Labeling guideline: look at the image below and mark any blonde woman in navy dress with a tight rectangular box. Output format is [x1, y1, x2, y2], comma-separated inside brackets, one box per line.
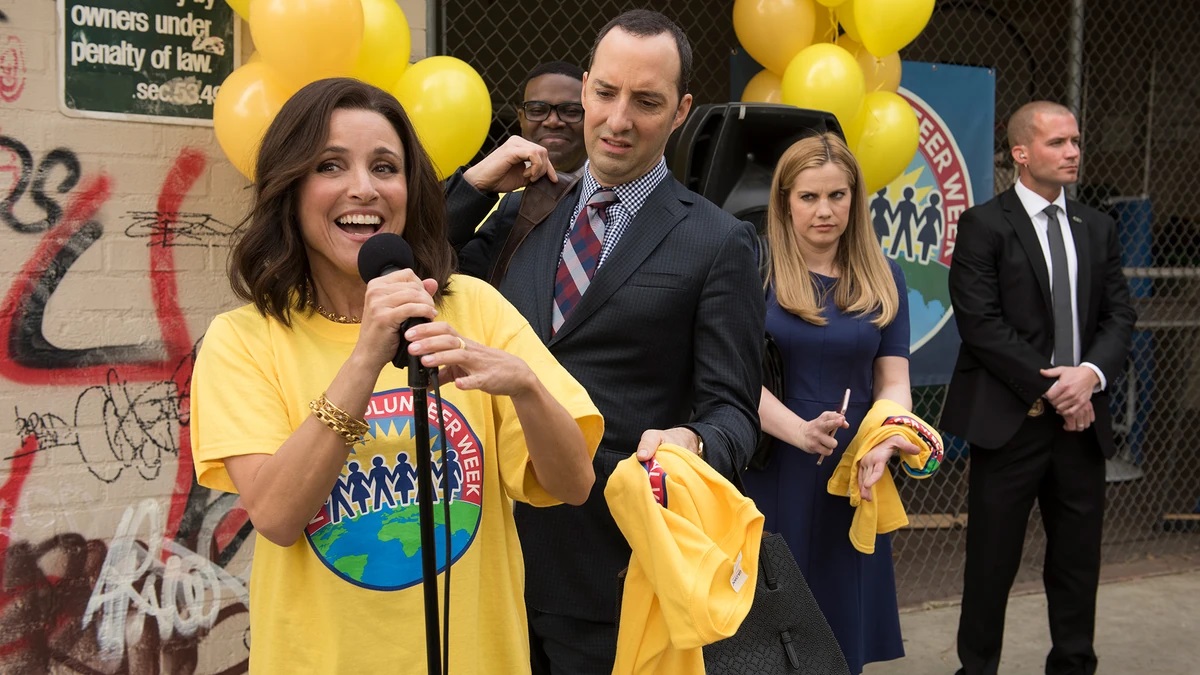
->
[743, 133, 919, 674]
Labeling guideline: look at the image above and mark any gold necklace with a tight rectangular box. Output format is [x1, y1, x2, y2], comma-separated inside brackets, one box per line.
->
[311, 303, 361, 324]
[304, 285, 361, 324]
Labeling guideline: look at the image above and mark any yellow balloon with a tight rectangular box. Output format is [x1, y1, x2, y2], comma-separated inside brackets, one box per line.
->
[246, 50, 262, 65]
[812, 6, 838, 44]
[351, 0, 412, 89]
[225, 0, 250, 21]
[837, 0, 862, 42]
[733, 0, 818, 75]
[843, 91, 919, 193]
[392, 57, 491, 180]
[836, 37, 901, 92]
[213, 62, 293, 180]
[741, 70, 783, 103]
[854, 0, 936, 57]
[250, 0, 363, 87]
[816, 0, 847, 6]
[780, 43, 865, 129]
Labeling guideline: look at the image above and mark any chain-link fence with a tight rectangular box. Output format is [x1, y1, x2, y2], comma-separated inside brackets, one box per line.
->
[435, 1, 735, 158]
[438, 0, 1200, 607]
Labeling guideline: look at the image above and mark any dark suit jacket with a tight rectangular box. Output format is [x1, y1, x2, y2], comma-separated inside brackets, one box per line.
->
[445, 170, 764, 620]
[940, 188, 1135, 456]
[448, 186, 522, 277]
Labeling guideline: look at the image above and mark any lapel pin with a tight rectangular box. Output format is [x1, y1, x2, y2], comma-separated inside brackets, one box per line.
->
[1071, 215, 1083, 223]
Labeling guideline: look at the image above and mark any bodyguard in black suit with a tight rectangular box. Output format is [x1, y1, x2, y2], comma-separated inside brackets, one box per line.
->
[941, 102, 1135, 675]
[444, 11, 763, 674]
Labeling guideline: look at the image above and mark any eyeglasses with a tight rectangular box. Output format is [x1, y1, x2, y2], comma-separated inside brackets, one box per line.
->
[520, 101, 584, 123]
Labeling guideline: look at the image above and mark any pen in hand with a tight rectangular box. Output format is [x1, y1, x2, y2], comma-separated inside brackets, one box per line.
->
[816, 388, 851, 466]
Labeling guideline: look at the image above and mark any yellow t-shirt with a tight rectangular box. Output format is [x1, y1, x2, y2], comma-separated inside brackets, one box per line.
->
[606, 445, 764, 675]
[190, 275, 602, 674]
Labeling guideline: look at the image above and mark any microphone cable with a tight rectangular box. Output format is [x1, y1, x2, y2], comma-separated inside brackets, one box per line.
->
[430, 369, 453, 675]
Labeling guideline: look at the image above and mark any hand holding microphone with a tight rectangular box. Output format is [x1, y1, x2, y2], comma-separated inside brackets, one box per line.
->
[355, 233, 534, 394]
[356, 233, 439, 371]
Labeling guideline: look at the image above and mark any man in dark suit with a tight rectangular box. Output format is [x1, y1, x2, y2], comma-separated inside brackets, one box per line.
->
[941, 101, 1135, 675]
[443, 10, 763, 674]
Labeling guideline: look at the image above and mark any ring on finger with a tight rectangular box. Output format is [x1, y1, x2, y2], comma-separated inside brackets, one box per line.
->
[456, 337, 467, 351]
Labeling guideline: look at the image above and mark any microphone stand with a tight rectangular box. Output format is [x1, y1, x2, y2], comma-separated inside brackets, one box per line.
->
[408, 353, 442, 675]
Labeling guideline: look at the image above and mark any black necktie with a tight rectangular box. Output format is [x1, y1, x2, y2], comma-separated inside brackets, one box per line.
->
[1043, 204, 1074, 366]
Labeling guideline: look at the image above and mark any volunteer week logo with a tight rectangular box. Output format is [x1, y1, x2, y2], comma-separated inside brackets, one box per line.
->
[305, 388, 484, 591]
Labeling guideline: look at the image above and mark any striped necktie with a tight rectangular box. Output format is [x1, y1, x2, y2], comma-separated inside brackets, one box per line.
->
[552, 188, 618, 333]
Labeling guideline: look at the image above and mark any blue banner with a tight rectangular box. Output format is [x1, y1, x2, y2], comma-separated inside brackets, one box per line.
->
[884, 62, 995, 386]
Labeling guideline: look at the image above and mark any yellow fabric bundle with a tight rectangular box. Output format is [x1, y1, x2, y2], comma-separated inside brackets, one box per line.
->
[606, 444, 765, 675]
[826, 399, 943, 554]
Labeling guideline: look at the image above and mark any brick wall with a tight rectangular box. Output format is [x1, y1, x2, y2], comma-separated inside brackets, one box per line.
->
[0, 1, 425, 671]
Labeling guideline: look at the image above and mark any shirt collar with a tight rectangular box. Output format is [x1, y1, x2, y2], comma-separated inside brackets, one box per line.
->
[1014, 179, 1068, 221]
[578, 157, 669, 216]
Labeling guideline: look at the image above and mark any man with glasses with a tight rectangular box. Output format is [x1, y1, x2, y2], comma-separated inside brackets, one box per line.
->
[448, 62, 587, 273]
[518, 61, 587, 178]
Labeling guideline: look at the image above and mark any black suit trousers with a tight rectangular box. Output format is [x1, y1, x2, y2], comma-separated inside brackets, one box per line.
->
[956, 413, 1105, 675]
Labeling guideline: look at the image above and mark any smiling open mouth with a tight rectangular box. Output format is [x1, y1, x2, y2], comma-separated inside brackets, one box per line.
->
[336, 214, 382, 235]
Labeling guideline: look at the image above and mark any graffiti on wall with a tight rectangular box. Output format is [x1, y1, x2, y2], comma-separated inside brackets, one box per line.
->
[0, 7, 25, 104]
[0, 137, 82, 234]
[0, 127, 253, 673]
[124, 210, 237, 247]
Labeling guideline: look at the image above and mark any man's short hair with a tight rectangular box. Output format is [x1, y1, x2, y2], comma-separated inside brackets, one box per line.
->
[520, 61, 585, 98]
[1007, 101, 1074, 148]
[588, 9, 692, 100]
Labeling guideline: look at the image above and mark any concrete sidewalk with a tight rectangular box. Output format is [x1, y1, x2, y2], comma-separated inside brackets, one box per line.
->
[864, 567, 1200, 674]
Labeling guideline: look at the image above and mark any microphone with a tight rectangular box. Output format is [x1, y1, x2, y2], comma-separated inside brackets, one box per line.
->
[357, 233, 427, 372]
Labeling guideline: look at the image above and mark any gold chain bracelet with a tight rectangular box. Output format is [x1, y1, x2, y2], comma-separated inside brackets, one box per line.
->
[309, 393, 369, 447]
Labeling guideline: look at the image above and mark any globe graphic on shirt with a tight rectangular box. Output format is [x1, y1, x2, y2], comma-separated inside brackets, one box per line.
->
[304, 389, 485, 590]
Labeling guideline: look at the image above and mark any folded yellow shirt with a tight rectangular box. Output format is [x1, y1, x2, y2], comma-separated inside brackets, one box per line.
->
[606, 444, 765, 675]
[826, 399, 944, 554]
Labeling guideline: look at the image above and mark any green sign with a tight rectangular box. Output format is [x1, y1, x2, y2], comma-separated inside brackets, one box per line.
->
[58, 0, 239, 125]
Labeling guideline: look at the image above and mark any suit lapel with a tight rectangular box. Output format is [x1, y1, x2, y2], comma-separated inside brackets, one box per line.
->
[549, 178, 688, 344]
[1000, 189, 1053, 311]
[1066, 200, 1092, 330]
[524, 185, 581, 342]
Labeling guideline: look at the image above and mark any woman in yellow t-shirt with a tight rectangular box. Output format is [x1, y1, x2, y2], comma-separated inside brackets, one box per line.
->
[190, 77, 602, 673]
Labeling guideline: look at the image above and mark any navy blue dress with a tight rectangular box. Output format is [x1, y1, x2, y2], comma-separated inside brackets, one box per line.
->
[743, 261, 910, 674]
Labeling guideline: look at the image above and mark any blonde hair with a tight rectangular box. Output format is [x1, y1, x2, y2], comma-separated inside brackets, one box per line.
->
[766, 133, 899, 328]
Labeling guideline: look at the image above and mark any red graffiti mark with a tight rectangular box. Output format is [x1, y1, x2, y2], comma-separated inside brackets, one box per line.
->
[151, 149, 207, 540]
[0, 141, 19, 200]
[0, 438, 42, 664]
[213, 503, 250, 554]
[152, 148, 206, 363]
[0, 35, 25, 103]
[0, 435, 37, 573]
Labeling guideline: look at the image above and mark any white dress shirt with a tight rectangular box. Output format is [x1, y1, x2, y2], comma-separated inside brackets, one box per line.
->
[1013, 180, 1107, 390]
